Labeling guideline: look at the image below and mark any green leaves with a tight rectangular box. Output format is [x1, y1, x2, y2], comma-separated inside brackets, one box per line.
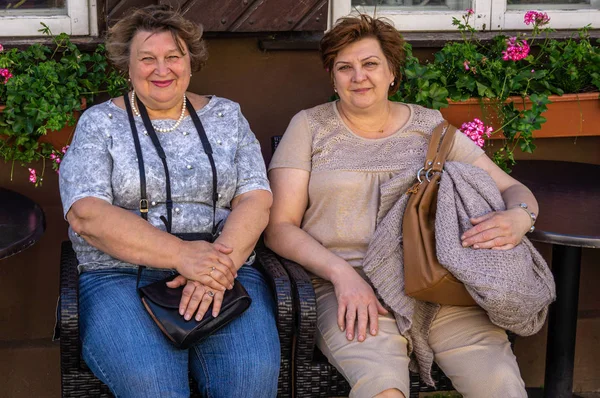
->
[0, 23, 128, 167]
[393, 14, 599, 171]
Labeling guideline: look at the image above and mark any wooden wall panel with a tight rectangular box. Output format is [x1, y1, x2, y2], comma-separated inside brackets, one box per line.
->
[230, 0, 325, 32]
[104, 0, 328, 32]
[293, 0, 328, 32]
[107, 0, 158, 27]
[170, 0, 251, 32]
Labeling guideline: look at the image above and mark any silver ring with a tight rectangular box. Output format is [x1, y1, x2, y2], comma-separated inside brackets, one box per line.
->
[207, 291, 215, 298]
[209, 266, 215, 275]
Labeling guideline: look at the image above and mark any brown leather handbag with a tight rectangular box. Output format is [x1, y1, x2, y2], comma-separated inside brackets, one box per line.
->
[403, 121, 476, 306]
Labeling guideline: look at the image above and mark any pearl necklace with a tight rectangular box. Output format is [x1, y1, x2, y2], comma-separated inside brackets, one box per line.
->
[130, 90, 187, 133]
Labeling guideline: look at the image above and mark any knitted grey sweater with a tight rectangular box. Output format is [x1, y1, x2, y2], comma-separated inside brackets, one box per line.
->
[363, 160, 556, 385]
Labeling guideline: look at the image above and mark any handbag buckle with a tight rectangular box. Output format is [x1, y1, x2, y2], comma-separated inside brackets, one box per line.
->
[140, 199, 149, 213]
[416, 167, 426, 183]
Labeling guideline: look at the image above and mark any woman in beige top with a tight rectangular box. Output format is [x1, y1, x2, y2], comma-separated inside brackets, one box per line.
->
[266, 15, 537, 398]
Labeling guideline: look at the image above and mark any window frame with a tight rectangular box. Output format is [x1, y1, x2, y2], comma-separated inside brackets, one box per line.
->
[330, 0, 600, 31]
[0, 0, 93, 37]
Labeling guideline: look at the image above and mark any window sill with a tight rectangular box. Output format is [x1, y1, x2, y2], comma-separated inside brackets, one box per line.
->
[0, 36, 103, 51]
[257, 29, 600, 50]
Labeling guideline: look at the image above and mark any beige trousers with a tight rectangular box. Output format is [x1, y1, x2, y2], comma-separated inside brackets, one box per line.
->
[314, 280, 527, 398]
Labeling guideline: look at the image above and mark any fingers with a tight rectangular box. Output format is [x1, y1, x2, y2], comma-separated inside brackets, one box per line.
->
[345, 304, 357, 341]
[344, 302, 383, 341]
[337, 302, 346, 332]
[202, 264, 235, 290]
[368, 304, 379, 336]
[195, 274, 231, 292]
[492, 243, 516, 250]
[469, 212, 495, 224]
[166, 274, 187, 288]
[376, 300, 389, 315]
[462, 227, 504, 248]
[179, 280, 204, 320]
[461, 212, 498, 241]
[461, 210, 525, 249]
[213, 242, 233, 254]
[212, 248, 237, 275]
[195, 290, 215, 321]
[178, 241, 237, 288]
[356, 306, 369, 342]
[211, 290, 224, 317]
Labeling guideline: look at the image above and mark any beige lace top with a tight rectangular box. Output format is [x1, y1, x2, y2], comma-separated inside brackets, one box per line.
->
[269, 101, 484, 268]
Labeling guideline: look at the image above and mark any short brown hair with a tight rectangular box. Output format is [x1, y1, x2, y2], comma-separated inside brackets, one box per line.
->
[106, 5, 208, 73]
[320, 14, 405, 95]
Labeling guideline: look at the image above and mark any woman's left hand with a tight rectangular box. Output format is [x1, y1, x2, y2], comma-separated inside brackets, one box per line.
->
[167, 275, 224, 321]
[460, 208, 532, 250]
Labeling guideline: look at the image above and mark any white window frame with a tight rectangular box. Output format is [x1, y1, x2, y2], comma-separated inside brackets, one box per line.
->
[0, 0, 95, 37]
[492, 0, 600, 30]
[331, 0, 600, 31]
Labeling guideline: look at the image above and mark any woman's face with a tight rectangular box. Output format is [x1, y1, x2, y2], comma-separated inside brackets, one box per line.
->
[128, 30, 191, 112]
[332, 37, 395, 111]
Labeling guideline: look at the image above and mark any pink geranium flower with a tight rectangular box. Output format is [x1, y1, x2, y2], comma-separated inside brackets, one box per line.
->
[463, 60, 471, 71]
[0, 44, 4, 52]
[502, 37, 530, 61]
[0, 68, 13, 84]
[461, 118, 493, 148]
[524, 11, 550, 26]
[28, 168, 37, 184]
[466, 8, 474, 15]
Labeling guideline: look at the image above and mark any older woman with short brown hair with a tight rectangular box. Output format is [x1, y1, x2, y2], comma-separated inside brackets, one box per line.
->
[59, 5, 279, 397]
[266, 14, 534, 398]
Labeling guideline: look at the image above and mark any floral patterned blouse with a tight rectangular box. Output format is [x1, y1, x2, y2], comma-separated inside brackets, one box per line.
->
[59, 96, 270, 272]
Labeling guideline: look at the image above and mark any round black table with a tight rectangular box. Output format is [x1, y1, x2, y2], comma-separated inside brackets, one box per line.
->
[511, 160, 600, 398]
[0, 187, 46, 259]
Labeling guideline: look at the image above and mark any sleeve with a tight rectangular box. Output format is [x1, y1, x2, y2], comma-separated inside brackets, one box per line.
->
[447, 128, 485, 164]
[268, 110, 312, 172]
[59, 109, 114, 219]
[233, 105, 271, 198]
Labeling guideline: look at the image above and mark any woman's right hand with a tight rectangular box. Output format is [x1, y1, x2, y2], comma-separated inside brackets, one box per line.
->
[331, 270, 388, 342]
[176, 241, 237, 292]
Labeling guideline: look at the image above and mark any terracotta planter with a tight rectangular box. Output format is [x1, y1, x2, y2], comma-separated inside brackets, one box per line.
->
[0, 98, 86, 150]
[440, 92, 600, 139]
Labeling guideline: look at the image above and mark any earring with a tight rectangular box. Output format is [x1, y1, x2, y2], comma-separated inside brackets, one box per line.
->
[390, 81, 395, 87]
[190, 73, 192, 77]
[333, 87, 338, 93]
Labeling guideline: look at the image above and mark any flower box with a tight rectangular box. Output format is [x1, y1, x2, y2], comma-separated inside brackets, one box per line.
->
[0, 97, 86, 150]
[440, 92, 600, 139]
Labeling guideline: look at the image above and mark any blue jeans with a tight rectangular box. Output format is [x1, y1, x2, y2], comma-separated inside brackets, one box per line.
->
[79, 265, 280, 398]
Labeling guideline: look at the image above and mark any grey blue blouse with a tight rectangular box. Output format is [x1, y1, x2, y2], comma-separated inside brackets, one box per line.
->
[59, 96, 270, 272]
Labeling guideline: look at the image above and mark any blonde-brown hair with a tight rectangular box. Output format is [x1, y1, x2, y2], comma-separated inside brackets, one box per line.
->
[320, 14, 405, 95]
[106, 5, 208, 73]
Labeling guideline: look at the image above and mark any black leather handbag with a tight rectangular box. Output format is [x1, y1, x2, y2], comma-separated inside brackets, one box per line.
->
[139, 271, 251, 349]
[125, 94, 251, 349]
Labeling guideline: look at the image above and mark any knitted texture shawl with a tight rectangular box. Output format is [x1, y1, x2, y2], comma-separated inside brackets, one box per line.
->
[363, 161, 556, 385]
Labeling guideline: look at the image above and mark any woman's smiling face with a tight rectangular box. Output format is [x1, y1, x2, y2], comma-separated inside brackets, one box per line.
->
[332, 37, 395, 111]
[128, 30, 191, 112]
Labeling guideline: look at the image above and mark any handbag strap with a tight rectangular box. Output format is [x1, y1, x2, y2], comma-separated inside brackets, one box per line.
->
[432, 123, 457, 172]
[124, 94, 149, 220]
[423, 120, 457, 173]
[123, 92, 219, 288]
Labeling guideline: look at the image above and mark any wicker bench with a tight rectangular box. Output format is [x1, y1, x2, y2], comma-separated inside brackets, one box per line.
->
[58, 240, 294, 397]
[269, 135, 516, 397]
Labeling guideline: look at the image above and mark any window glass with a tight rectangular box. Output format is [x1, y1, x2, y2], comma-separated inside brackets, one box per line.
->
[352, 0, 472, 12]
[506, 0, 598, 10]
[0, 0, 67, 15]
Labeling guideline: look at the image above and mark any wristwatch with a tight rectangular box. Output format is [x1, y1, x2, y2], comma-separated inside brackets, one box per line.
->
[515, 203, 537, 233]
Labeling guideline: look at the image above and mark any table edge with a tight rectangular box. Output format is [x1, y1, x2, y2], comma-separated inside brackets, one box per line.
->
[528, 230, 600, 249]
